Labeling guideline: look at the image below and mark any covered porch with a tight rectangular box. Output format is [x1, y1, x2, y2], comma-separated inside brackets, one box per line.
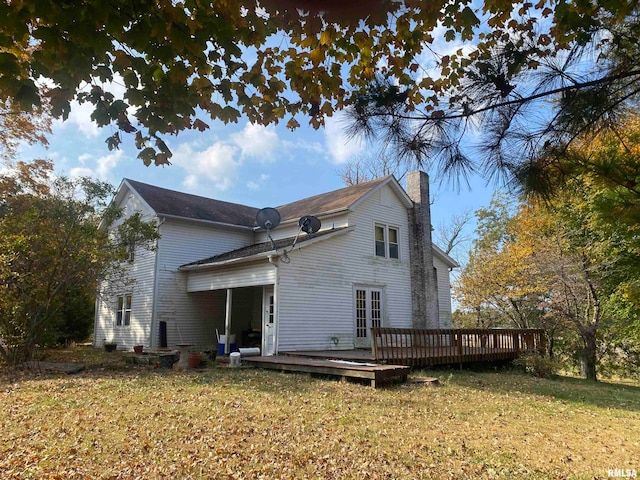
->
[188, 285, 276, 355]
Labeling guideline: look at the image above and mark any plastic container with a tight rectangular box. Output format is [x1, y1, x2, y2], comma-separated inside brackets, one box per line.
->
[217, 334, 236, 355]
[229, 351, 241, 368]
[238, 347, 261, 357]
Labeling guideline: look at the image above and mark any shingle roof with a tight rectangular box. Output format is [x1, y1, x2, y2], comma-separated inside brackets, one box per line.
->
[181, 226, 350, 267]
[124, 175, 395, 228]
[275, 175, 392, 221]
[125, 179, 259, 227]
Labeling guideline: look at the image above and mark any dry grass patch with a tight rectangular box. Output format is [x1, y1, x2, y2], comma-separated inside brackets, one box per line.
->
[1, 353, 638, 479]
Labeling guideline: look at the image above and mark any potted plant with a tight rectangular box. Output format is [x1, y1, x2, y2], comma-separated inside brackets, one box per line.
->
[104, 340, 117, 352]
[188, 352, 203, 369]
[133, 345, 144, 354]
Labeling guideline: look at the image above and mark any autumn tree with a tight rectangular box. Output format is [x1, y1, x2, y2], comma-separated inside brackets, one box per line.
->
[457, 173, 640, 380]
[454, 192, 549, 330]
[0, 160, 158, 365]
[0, 98, 51, 161]
[3, 0, 639, 177]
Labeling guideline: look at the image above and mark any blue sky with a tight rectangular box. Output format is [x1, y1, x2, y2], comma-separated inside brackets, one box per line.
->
[15, 17, 500, 265]
[19, 109, 495, 264]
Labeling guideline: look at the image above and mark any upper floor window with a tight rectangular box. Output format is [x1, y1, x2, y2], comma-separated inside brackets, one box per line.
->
[125, 241, 135, 262]
[116, 294, 132, 327]
[375, 224, 400, 259]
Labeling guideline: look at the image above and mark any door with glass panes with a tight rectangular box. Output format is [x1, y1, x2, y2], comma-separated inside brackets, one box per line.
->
[262, 286, 276, 356]
[354, 287, 383, 348]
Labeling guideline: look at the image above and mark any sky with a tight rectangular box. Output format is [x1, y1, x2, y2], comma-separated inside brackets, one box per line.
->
[18, 105, 496, 264]
[14, 12, 502, 266]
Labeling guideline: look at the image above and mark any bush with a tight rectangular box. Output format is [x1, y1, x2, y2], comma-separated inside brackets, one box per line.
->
[514, 353, 559, 379]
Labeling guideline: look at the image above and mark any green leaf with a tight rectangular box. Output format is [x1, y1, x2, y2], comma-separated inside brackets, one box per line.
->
[137, 147, 156, 167]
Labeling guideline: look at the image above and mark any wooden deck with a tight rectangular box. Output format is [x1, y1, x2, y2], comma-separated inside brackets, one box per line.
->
[242, 355, 411, 388]
[372, 328, 546, 367]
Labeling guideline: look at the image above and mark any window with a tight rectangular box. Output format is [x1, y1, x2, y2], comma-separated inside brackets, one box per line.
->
[374, 224, 400, 259]
[116, 295, 132, 327]
[123, 241, 135, 262]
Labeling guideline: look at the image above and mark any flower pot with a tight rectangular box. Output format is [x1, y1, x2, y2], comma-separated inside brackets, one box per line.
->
[188, 352, 202, 369]
[133, 345, 144, 354]
[104, 343, 117, 352]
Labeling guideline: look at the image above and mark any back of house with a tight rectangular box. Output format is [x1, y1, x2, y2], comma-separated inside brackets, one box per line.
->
[94, 172, 458, 354]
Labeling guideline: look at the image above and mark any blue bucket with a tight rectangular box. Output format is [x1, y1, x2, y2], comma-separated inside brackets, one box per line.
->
[217, 334, 236, 355]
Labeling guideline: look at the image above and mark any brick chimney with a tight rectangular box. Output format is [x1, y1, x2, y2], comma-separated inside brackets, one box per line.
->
[406, 171, 440, 328]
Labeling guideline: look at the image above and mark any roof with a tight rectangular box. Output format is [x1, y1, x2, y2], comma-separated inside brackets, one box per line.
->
[121, 175, 411, 228]
[433, 244, 460, 269]
[124, 179, 259, 227]
[275, 175, 398, 222]
[180, 226, 352, 268]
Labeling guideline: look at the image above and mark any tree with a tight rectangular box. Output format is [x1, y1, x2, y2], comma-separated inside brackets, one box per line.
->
[456, 176, 640, 380]
[338, 153, 412, 186]
[0, 98, 51, 161]
[346, 2, 640, 190]
[454, 193, 549, 330]
[0, 160, 158, 365]
[434, 210, 472, 257]
[3, 0, 638, 174]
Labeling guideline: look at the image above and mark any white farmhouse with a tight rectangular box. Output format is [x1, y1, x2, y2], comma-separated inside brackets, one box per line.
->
[94, 171, 458, 354]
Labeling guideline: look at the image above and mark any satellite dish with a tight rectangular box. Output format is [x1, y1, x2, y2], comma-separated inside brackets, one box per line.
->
[256, 207, 281, 231]
[299, 215, 321, 234]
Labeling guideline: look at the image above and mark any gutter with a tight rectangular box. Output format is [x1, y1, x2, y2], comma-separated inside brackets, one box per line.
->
[158, 213, 254, 231]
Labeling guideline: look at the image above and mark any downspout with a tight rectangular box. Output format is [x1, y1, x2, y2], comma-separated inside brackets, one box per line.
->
[268, 254, 279, 354]
[92, 296, 101, 347]
[149, 216, 165, 350]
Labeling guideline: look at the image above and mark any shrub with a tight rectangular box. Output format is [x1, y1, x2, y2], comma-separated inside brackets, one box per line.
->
[514, 353, 559, 379]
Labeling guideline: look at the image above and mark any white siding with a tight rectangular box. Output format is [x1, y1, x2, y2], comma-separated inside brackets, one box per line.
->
[255, 213, 349, 243]
[187, 262, 276, 291]
[94, 192, 157, 351]
[276, 184, 413, 352]
[153, 219, 253, 349]
[434, 255, 455, 328]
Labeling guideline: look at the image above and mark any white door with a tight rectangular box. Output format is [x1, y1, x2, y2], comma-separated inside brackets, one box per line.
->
[354, 287, 383, 348]
[262, 286, 276, 356]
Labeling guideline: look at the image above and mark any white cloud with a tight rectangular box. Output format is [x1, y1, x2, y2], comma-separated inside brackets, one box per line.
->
[52, 74, 133, 140]
[65, 150, 121, 181]
[77, 153, 93, 164]
[173, 141, 240, 192]
[68, 166, 94, 178]
[323, 114, 365, 164]
[232, 123, 279, 161]
[63, 100, 102, 138]
[246, 173, 270, 191]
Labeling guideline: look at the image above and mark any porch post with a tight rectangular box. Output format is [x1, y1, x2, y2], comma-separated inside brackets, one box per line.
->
[225, 288, 233, 354]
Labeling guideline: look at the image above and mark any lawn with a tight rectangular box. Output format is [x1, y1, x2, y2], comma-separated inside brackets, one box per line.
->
[1, 349, 638, 479]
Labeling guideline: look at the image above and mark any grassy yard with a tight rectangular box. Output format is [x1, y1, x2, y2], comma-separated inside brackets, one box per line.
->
[1, 349, 638, 479]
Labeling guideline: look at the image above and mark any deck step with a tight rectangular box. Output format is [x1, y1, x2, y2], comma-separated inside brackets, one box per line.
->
[243, 355, 410, 388]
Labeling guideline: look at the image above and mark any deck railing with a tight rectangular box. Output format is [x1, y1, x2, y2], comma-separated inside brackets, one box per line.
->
[371, 328, 546, 367]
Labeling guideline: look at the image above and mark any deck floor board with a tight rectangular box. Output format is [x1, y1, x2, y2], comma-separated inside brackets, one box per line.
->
[242, 355, 410, 388]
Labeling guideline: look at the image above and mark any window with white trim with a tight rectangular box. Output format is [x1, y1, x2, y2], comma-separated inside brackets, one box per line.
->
[374, 224, 400, 259]
[126, 241, 135, 262]
[116, 294, 132, 327]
